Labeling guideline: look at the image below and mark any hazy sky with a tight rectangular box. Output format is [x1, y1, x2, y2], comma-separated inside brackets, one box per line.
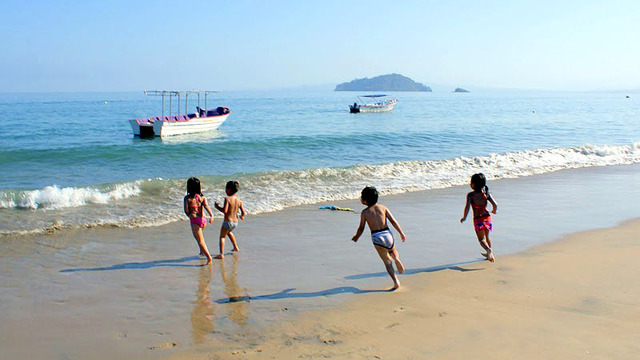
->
[1, 0, 638, 92]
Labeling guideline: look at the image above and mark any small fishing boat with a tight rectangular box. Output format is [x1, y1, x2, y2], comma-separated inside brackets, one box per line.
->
[349, 94, 397, 113]
[129, 90, 230, 138]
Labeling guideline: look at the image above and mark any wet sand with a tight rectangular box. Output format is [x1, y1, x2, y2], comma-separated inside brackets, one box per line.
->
[1, 164, 640, 359]
[183, 218, 640, 359]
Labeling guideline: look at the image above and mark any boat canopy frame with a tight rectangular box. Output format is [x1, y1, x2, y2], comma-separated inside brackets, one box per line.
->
[144, 90, 220, 117]
[355, 94, 392, 104]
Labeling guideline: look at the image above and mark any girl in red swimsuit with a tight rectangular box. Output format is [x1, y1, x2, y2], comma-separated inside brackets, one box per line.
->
[460, 173, 498, 262]
[184, 177, 214, 264]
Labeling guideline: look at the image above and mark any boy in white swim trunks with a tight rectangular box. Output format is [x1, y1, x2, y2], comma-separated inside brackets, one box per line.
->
[214, 181, 246, 259]
[352, 186, 406, 290]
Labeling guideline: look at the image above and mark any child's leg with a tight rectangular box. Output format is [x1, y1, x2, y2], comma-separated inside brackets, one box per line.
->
[374, 245, 400, 290]
[484, 230, 495, 261]
[216, 226, 230, 259]
[192, 224, 212, 264]
[191, 225, 205, 254]
[227, 231, 240, 252]
[389, 247, 404, 274]
[475, 230, 494, 262]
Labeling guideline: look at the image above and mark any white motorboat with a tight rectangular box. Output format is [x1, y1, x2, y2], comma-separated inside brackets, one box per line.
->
[130, 90, 230, 138]
[349, 94, 397, 113]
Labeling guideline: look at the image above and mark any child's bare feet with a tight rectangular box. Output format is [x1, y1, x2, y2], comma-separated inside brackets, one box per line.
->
[206, 255, 212, 264]
[390, 283, 400, 291]
[232, 247, 240, 252]
[394, 259, 405, 274]
[214, 254, 224, 259]
[487, 250, 495, 262]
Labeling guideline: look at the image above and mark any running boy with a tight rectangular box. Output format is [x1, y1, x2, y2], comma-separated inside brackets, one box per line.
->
[352, 186, 406, 290]
[214, 181, 246, 259]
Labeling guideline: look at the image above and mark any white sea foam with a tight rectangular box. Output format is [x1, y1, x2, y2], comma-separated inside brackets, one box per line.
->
[1, 143, 639, 236]
[1, 182, 141, 210]
[241, 142, 640, 214]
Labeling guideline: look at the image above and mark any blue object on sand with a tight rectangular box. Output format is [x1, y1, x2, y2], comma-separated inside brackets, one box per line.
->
[319, 205, 356, 212]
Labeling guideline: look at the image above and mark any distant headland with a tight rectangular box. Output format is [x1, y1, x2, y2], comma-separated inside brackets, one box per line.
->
[334, 73, 432, 92]
[453, 87, 470, 93]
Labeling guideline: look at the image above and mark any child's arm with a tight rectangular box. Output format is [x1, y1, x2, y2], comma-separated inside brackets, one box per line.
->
[202, 197, 215, 223]
[460, 193, 471, 223]
[239, 200, 246, 220]
[385, 208, 406, 241]
[222, 198, 230, 215]
[488, 194, 498, 214]
[214, 200, 224, 213]
[351, 212, 366, 242]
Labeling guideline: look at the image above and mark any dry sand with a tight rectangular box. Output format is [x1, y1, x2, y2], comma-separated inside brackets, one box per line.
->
[172, 219, 640, 360]
[2, 165, 640, 360]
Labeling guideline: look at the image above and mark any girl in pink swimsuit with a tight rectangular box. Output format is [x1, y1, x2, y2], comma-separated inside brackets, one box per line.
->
[460, 173, 498, 262]
[184, 177, 214, 264]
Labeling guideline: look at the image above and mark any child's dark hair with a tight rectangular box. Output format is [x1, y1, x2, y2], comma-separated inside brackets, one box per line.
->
[471, 173, 490, 194]
[186, 177, 202, 197]
[361, 186, 379, 205]
[226, 180, 239, 195]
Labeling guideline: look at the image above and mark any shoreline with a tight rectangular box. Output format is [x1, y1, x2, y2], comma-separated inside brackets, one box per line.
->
[172, 217, 640, 359]
[1, 164, 640, 359]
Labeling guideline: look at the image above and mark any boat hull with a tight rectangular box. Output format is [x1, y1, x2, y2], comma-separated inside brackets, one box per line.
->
[357, 103, 396, 113]
[130, 111, 229, 138]
[349, 98, 397, 113]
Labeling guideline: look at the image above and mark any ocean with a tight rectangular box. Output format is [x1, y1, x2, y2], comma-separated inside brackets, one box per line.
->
[0, 89, 639, 236]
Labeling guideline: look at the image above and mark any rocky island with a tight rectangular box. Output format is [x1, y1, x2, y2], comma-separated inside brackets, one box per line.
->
[335, 73, 431, 92]
[454, 87, 470, 93]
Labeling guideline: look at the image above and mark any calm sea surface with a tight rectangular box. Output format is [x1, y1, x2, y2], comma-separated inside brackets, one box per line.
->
[0, 89, 639, 235]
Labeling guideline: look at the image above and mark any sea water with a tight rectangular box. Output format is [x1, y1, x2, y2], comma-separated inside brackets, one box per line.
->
[0, 89, 639, 236]
[2, 90, 640, 358]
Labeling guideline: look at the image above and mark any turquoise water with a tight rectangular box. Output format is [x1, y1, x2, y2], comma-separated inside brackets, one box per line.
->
[0, 90, 639, 235]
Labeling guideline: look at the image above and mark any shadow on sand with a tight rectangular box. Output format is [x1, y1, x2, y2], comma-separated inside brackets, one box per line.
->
[60, 256, 206, 273]
[344, 259, 486, 280]
[216, 259, 486, 304]
[216, 286, 393, 304]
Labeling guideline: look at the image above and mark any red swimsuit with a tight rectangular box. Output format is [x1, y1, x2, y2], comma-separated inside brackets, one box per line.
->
[471, 195, 492, 233]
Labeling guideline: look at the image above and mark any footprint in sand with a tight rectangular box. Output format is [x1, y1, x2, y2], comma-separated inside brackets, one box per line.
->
[148, 341, 177, 350]
[393, 307, 406, 313]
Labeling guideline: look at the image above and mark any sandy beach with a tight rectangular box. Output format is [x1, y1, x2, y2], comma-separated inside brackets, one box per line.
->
[1, 164, 640, 360]
[184, 218, 640, 360]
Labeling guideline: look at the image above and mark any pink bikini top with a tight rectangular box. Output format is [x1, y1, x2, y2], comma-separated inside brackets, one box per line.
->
[190, 194, 202, 216]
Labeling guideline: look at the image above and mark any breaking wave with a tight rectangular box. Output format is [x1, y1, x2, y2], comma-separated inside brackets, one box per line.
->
[2, 142, 639, 236]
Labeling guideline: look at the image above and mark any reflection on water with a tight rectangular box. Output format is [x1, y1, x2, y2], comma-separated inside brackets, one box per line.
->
[159, 130, 225, 145]
[220, 254, 249, 326]
[190, 255, 249, 344]
[190, 265, 215, 344]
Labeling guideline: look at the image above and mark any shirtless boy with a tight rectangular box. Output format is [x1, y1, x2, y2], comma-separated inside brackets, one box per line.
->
[214, 181, 246, 259]
[352, 186, 406, 290]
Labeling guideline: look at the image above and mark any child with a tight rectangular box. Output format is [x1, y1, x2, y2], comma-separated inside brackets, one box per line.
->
[184, 177, 214, 264]
[460, 173, 498, 262]
[214, 181, 246, 259]
[352, 186, 406, 290]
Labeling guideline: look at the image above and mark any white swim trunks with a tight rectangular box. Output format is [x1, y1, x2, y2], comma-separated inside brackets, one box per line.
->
[371, 227, 394, 250]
